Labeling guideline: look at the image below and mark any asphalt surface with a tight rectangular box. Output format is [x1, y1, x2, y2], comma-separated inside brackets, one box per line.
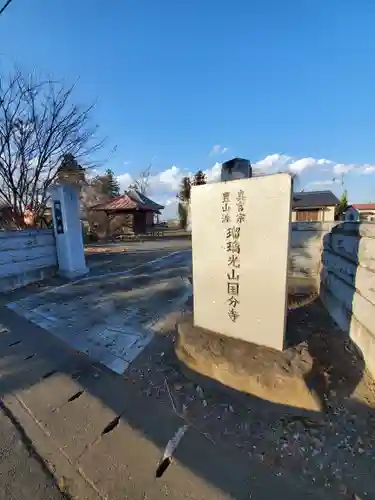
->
[0, 404, 65, 500]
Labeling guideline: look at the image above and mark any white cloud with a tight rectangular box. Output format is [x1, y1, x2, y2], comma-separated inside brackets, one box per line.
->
[112, 154, 375, 220]
[252, 154, 335, 175]
[333, 163, 353, 175]
[210, 144, 229, 156]
[203, 162, 222, 183]
[117, 172, 133, 191]
[305, 179, 341, 187]
[155, 165, 182, 192]
[254, 154, 292, 172]
[210, 145, 221, 155]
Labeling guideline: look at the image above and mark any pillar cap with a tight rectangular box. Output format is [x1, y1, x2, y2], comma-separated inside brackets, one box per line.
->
[55, 154, 86, 186]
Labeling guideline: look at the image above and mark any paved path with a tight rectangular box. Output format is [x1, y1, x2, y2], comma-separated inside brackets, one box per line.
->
[0, 403, 65, 500]
[0, 240, 343, 499]
[8, 244, 192, 374]
[0, 306, 338, 500]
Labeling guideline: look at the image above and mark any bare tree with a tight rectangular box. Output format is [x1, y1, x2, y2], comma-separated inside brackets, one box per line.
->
[128, 163, 152, 195]
[0, 70, 103, 227]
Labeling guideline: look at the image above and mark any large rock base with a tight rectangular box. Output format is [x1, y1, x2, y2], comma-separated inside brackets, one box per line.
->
[176, 313, 323, 413]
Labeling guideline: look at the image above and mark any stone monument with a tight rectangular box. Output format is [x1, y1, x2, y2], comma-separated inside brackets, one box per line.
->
[221, 157, 252, 182]
[175, 168, 330, 411]
[49, 154, 89, 279]
[191, 172, 292, 351]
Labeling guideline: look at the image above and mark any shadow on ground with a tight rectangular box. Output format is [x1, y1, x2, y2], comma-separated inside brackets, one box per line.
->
[0, 234, 373, 498]
[0, 294, 373, 498]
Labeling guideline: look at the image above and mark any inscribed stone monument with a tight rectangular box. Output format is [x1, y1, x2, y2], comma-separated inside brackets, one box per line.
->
[191, 173, 292, 351]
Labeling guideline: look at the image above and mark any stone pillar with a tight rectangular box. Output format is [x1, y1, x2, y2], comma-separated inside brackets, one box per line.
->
[49, 183, 88, 279]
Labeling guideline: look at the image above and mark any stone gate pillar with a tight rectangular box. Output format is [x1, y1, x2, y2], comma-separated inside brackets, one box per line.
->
[49, 154, 88, 279]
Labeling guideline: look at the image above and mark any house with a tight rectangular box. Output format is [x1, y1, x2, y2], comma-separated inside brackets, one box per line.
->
[344, 204, 375, 222]
[0, 201, 52, 229]
[92, 189, 164, 235]
[291, 190, 339, 222]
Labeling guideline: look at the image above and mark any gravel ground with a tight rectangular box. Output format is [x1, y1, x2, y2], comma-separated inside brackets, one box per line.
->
[127, 298, 375, 500]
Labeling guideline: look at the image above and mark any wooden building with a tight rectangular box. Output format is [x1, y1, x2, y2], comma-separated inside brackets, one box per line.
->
[92, 190, 164, 235]
[292, 191, 339, 222]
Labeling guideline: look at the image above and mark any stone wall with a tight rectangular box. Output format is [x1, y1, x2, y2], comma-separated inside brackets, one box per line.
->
[319, 222, 375, 377]
[290, 221, 375, 377]
[289, 222, 335, 281]
[0, 229, 57, 292]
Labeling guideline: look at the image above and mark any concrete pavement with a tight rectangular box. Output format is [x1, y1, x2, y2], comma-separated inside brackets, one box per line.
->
[8, 245, 192, 375]
[0, 241, 343, 499]
[0, 403, 65, 500]
[0, 305, 340, 500]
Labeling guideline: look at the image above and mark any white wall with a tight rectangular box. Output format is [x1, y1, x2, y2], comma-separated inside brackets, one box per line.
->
[0, 229, 57, 292]
[322, 206, 336, 221]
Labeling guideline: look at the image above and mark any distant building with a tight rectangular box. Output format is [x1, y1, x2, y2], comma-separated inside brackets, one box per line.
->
[92, 189, 164, 235]
[292, 191, 339, 222]
[344, 204, 375, 222]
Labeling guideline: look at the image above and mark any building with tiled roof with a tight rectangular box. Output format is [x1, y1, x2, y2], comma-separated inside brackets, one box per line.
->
[92, 190, 164, 234]
[291, 190, 340, 222]
[345, 203, 375, 222]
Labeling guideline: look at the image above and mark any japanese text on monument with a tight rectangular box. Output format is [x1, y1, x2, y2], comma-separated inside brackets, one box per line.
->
[221, 190, 246, 322]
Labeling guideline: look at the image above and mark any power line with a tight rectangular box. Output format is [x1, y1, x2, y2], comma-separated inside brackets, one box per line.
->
[0, 0, 15, 16]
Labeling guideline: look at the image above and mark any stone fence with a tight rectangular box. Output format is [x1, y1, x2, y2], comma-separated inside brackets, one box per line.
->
[0, 229, 57, 292]
[290, 221, 375, 377]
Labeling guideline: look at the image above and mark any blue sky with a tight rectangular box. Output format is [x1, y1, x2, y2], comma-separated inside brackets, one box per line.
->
[1, 0, 375, 217]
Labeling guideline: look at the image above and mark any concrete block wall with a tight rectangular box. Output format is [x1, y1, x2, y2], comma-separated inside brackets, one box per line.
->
[290, 221, 375, 377]
[0, 229, 57, 292]
[319, 222, 375, 377]
[289, 221, 336, 281]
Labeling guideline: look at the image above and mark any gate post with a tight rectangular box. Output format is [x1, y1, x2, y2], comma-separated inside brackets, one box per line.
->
[49, 155, 88, 279]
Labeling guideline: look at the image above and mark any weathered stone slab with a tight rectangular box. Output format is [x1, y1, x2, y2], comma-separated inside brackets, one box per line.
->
[191, 174, 292, 351]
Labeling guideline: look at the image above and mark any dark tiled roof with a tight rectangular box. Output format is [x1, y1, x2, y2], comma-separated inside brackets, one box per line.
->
[128, 190, 164, 211]
[292, 190, 339, 209]
[93, 190, 164, 212]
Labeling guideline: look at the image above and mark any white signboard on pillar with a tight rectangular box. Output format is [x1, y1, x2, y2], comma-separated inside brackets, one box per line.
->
[191, 174, 292, 351]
